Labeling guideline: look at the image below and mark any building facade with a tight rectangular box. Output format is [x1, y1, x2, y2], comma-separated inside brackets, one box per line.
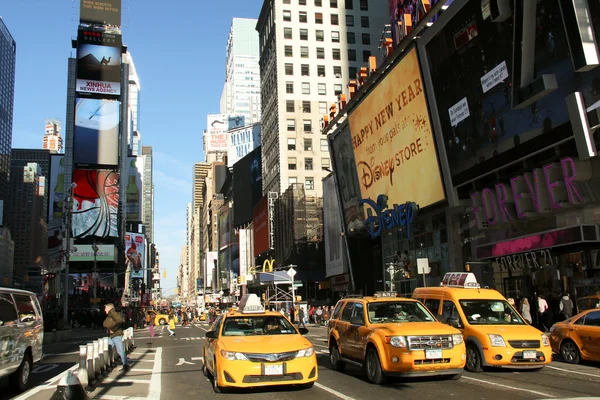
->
[43, 119, 63, 154]
[0, 18, 16, 224]
[142, 146, 154, 242]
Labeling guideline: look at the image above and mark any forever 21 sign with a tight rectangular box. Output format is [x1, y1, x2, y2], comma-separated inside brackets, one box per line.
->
[496, 249, 553, 272]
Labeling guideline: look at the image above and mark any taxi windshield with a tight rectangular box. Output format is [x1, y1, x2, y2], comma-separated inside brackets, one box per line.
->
[367, 301, 436, 323]
[458, 299, 525, 325]
[221, 316, 297, 336]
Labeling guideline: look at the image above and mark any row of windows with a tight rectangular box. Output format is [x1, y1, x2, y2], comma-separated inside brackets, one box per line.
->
[284, 0, 369, 11]
[286, 100, 331, 115]
[285, 63, 342, 78]
[284, 45, 371, 62]
[288, 157, 331, 172]
[283, 27, 370, 45]
[287, 137, 329, 152]
[285, 81, 343, 96]
[283, 10, 370, 28]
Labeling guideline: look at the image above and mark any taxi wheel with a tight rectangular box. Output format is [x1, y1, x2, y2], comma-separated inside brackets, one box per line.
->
[9, 352, 32, 393]
[330, 343, 346, 372]
[212, 360, 227, 393]
[465, 344, 483, 373]
[560, 340, 580, 364]
[365, 348, 385, 384]
[202, 354, 209, 377]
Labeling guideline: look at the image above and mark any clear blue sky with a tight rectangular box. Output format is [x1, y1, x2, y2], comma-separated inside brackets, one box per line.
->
[2, 0, 264, 294]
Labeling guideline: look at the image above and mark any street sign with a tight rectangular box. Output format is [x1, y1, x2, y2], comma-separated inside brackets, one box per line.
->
[287, 267, 296, 278]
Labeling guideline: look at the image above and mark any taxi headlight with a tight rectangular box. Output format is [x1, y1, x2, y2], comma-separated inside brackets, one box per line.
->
[220, 350, 248, 361]
[488, 334, 506, 347]
[296, 346, 314, 358]
[388, 336, 408, 348]
[542, 334, 550, 347]
[452, 334, 464, 345]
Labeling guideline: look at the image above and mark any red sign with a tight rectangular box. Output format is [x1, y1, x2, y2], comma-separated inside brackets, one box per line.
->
[253, 195, 269, 256]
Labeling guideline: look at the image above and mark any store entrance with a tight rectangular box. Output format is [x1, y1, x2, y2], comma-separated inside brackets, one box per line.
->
[503, 275, 534, 301]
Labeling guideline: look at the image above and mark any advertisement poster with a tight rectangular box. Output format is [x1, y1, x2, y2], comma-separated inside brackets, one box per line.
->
[323, 175, 348, 277]
[206, 114, 229, 153]
[239, 229, 249, 278]
[348, 47, 445, 208]
[125, 156, 143, 222]
[126, 232, 145, 279]
[227, 123, 261, 167]
[233, 146, 263, 227]
[80, 0, 122, 27]
[76, 30, 122, 95]
[71, 169, 119, 238]
[253, 195, 269, 256]
[74, 98, 120, 166]
[205, 251, 218, 289]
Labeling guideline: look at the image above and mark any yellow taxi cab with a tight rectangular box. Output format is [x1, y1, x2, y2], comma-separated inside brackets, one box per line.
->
[199, 312, 207, 321]
[202, 294, 318, 393]
[577, 294, 600, 312]
[549, 308, 600, 364]
[413, 272, 552, 372]
[327, 291, 466, 384]
[146, 309, 169, 326]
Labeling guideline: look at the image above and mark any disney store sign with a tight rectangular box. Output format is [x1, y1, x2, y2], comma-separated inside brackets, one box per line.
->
[360, 194, 418, 239]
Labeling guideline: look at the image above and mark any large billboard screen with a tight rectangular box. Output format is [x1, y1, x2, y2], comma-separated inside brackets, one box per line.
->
[347, 47, 445, 209]
[253, 195, 269, 256]
[76, 30, 122, 96]
[74, 98, 120, 166]
[80, 0, 122, 27]
[206, 114, 229, 153]
[423, 0, 600, 186]
[71, 169, 119, 238]
[227, 124, 261, 167]
[205, 251, 218, 289]
[126, 232, 145, 279]
[323, 174, 348, 277]
[125, 156, 143, 222]
[233, 146, 262, 227]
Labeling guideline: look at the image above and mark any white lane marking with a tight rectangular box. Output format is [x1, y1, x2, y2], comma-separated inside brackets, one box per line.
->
[93, 396, 149, 400]
[129, 359, 155, 362]
[131, 368, 154, 372]
[176, 357, 195, 365]
[313, 343, 329, 349]
[101, 378, 152, 384]
[546, 365, 600, 378]
[12, 364, 79, 400]
[314, 382, 356, 399]
[462, 376, 556, 398]
[191, 356, 204, 361]
[148, 346, 162, 400]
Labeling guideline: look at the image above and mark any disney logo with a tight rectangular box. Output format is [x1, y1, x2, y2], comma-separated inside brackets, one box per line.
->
[357, 157, 395, 189]
[359, 195, 418, 239]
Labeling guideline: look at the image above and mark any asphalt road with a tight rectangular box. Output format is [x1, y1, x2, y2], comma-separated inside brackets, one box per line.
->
[9, 323, 600, 400]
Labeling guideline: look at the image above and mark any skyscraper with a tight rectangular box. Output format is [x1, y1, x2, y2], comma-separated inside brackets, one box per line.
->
[141, 146, 154, 242]
[0, 18, 16, 223]
[256, 0, 388, 196]
[124, 51, 141, 152]
[43, 118, 63, 154]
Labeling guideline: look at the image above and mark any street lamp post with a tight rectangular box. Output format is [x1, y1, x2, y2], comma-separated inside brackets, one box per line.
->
[92, 239, 99, 299]
[62, 183, 76, 321]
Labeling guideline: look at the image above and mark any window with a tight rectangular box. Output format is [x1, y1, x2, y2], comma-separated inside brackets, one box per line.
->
[442, 301, 462, 326]
[331, 31, 340, 43]
[305, 177, 315, 190]
[285, 63, 294, 75]
[347, 31, 355, 43]
[330, 0, 338, 7]
[304, 138, 313, 150]
[288, 157, 297, 170]
[305, 157, 314, 170]
[286, 81, 294, 93]
[283, 10, 292, 21]
[14, 295, 36, 323]
[287, 119, 296, 131]
[286, 100, 295, 112]
[584, 311, 600, 326]
[362, 50, 371, 62]
[346, 15, 354, 26]
[331, 14, 339, 25]
[316, 47, 325, 59]
[314, 0, 322, 5]
[0, 294, 17, 324]
[348, 49, 356, 61]
[302, 101, 311, 113]
[332, 49, 341, 60]
[289, 177, 298, 184]
[315, 30, 324, 41]
[300, 29, 308, 40]
[320, 138, 329, 151]
[362, 33, 370, 45]
[345, 0, 353, 9]
[341, 302, 354, 321]
[302, 82, 311, 94]
[299, 0, 306, 4]
[318, 83, 326, 95]
[303, 119, 312, 132]
[317, 65, 326, 77]
[301, 64, 309, 76]
[424, 299, 441, 315]
[300, 46, 309, 58]
[285, 46, 293, 57]
[361, 16, 369, 28]
[349, 66, 357, 78]
[284, 27, 292, 39]
[315, 13, 323, 23]
[334, 84, 342, 95]
[299, 11, 308, 22]
[288, 138, 296, 150]
[321, 157, 330, 170]
[359, 0, 368, 10]
[333, 66, 342, 78]
[283, 0, 290, 3]
[319, 102, 328, 114]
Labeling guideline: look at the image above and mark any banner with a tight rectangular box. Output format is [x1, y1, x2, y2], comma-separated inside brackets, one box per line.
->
[76, 30, 122, 96]
[323, 175, 348, 277]
[239, 229, 248, 278]
[227, 124, 261, 167]
[126, 232, 145, 279]
[71, 169, 119, 238]
[205, 251, 218, 289]
[70, 244, 116, 262]
[348, 47, 445, 209]
[80, 0, 122, 26]
[205, 114, 229, 152]
[73, 98, 120, 166]
[125, 156, 143, 222]
[253, 196, 269, 256]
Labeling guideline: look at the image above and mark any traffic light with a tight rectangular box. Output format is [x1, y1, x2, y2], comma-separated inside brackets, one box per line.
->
[237, 276, 242, 284]
[261, 293, 266, 302]
[163, 269, 167, 278]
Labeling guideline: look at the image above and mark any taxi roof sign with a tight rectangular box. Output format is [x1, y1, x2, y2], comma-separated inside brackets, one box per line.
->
[239, 294, 265, 314]
[374, 291, 398, 298]
[440, 272, 480, 288]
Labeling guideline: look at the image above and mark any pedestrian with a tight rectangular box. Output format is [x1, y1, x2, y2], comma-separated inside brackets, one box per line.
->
[290, 306, 295, 324]
[316, 306, 323, 325]
[559, 294, 574, 320]
[102, 303, 130, 371]
[521, 298, 532, 324]
[298, 307, 306, 328]
[537, 295, 550, 331]
[167, 313, 176, 337]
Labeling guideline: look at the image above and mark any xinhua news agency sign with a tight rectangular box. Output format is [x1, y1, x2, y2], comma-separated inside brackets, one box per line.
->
[360, 194, 418, 239]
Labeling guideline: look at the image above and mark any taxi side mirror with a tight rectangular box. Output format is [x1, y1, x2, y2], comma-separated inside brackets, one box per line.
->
[447, 316, 461, 328]
[298, 328, 309, 335]
[206, 331, 218, 339]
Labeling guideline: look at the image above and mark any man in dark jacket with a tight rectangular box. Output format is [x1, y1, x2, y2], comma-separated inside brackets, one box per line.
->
[103, 303, 129, 371]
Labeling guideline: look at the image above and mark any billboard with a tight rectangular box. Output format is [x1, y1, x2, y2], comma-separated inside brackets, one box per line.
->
[323, 174, 348, 277]
[219, 204, 231, 250]
[74, 98, 120, 166]
[125, 156, 143, 222]
[239, 229, 250, 279]
[206, 114, 229, 153]
[80, 0, 122, 27]
[205, 251, 218, 289]
[227, 123, 261, 167]
[253, 195, 270, 256]
[233, 146, 262, 227]
[347, 47, 445, 209]
[71, 169, 119, 238]
[76, 30, 122, 95]
[70, 244, 116, 262]
[126, 232, 145, 279]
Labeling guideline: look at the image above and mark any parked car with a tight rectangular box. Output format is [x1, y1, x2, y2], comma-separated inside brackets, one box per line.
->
[549, 308, 600, 364]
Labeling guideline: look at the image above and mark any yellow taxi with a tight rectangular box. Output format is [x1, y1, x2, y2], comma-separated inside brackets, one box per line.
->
[413, 272, 552, 372]
[549, 308, 600, 364]
[577, 294, 600, 312]
[146, 310, 169, 326]
[328, 292, 466, 384]
[202, 294, 318, 393]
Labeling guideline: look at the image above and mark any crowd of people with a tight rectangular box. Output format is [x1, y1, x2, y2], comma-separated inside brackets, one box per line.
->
[510, 293, 579, 331]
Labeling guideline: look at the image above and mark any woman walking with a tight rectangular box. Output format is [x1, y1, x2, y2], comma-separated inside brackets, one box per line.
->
[167, 313, 176, 337]
[521, 298, 532, 324]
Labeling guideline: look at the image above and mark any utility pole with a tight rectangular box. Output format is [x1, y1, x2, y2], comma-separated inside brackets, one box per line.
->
[62, 183, 76, 322]
[92, 238, 99, 299]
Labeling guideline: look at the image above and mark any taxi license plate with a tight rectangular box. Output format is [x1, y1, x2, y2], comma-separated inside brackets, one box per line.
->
[264, 364, 283, 375]
[523, 350, 537, 359]
[425, 349, 443, 359]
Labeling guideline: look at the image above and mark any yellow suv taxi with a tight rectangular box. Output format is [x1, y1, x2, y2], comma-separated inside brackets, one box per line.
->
[413, 272, 552, 372]
[327, 292, 466, 384]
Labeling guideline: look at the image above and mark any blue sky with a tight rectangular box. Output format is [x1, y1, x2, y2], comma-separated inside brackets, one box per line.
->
[2, 0, 264, 294]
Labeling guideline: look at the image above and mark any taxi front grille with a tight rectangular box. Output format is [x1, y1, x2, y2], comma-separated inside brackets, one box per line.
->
[414, 358, 451, 365]
[508, 340, 540, 349]
[244, 351, 297, 363]
[407, 336, 453, 350]
[242, 373, 303, 383]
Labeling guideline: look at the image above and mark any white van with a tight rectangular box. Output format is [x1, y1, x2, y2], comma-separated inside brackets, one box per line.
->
[0, 288, 44, 392]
